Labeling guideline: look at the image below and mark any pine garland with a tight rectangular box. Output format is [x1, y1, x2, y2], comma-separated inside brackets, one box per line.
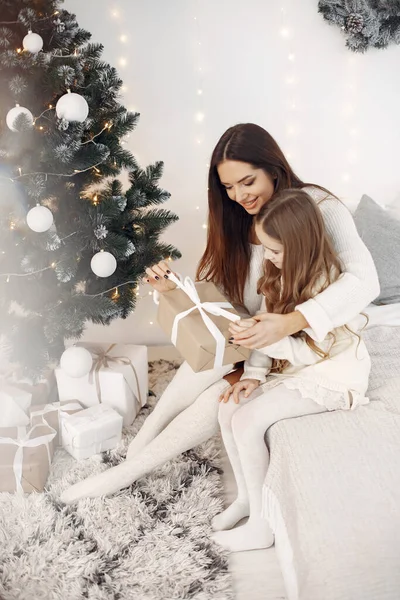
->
[318, 0, 400, 52]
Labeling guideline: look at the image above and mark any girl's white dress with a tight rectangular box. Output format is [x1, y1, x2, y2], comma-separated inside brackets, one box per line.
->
[242, 294, 371, 412]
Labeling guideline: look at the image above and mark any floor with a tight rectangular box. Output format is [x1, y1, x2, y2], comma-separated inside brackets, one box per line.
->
[220, 451, 287, 600]
[149, 345, 287, 600]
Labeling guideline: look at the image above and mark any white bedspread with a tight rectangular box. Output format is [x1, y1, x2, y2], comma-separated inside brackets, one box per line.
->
[263, 325, 400, 600]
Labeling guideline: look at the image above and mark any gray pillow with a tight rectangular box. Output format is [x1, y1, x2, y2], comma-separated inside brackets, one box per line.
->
[354, 194, 400, 305]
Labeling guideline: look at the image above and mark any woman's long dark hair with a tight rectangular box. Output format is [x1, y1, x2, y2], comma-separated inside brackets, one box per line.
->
[196, 123, 334, 306]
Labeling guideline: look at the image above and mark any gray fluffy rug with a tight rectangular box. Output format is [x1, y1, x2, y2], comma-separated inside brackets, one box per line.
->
[0, 360, 234, 600]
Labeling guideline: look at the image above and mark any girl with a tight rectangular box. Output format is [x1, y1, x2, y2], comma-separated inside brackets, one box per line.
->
[61, 124, 377, 504]
[212, 189, 371, 553]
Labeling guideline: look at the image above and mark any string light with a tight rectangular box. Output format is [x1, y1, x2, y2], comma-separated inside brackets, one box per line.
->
[280, 0, 299, 163]
[92, 194, 99, 205]
[111, 287, 120, 300]
[9, 221, 15, 230]
[16, 48, 22, 54]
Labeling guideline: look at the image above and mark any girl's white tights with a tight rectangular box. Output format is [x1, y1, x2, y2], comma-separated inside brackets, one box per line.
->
[60, 361, 233, 504]
[212, 384, 327, 552]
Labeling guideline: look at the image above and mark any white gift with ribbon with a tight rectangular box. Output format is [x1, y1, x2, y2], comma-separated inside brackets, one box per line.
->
[0, 424, 56, 493]
[157, 273, 241, 369]
[56, 344, 147, 427]
[61, 404, 123, 460]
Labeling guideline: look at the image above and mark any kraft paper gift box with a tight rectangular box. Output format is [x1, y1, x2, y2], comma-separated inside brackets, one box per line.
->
[157, 276, 250, 372]
[0, 423, 56, 493]
[0, 384, 32, 428]
[55, 344, 148, 427]
[29, 400, 83, 446]
[61, 404, 123, 460]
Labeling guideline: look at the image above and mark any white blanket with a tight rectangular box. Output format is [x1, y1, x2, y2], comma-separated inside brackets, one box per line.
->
[263, 325, 400, 600]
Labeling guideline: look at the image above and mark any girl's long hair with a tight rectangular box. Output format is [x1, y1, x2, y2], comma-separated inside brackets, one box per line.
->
[196, 123, 334, 306]
[256, 189, 342, 372]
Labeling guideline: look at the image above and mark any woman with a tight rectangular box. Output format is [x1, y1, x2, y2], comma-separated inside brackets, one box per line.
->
[61, 123, 379, 503]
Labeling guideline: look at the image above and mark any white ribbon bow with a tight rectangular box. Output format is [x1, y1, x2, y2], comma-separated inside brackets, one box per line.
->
[30, 401, 82, 444]
[165, 274, 240, 369]
[0, 424, 57, 493]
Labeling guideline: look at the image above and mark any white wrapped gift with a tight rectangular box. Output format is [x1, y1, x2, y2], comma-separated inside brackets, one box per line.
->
[0, 383, 32, 427]
[61, 404, 123, 460]
[55, 343, 148, 427]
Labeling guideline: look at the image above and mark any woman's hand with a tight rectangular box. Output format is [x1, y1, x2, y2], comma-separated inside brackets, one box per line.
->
[219, 379, 260, 404]
[228, 311, 308, 349]
[144, 260, 177, 293]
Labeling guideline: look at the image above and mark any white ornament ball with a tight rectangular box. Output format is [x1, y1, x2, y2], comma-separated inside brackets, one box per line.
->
[60, 346, 93, 378]
[91, 251, 117, 278]
[23, 31, 43, 53]
[26, 205, 54, 233]
[6, 104, 34, 132]
[56, 91, 89, 123]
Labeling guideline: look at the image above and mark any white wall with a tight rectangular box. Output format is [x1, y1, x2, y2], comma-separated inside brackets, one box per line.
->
[65, 0, 400, 346]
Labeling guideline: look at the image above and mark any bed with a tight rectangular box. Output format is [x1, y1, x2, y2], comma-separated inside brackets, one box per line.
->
[263, 304, 400, 600]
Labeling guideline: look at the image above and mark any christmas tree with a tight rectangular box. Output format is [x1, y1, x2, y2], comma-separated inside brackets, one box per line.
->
[0, 0, 181, 379]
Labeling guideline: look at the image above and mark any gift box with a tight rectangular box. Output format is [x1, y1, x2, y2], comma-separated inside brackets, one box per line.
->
[0, 384, 32, 428]
[0, 423, 56, 493]
[157, 276, 250, 372]
[55, 344, 148, 426]
[61, 404, 123, 460]
[8, 369, 58, 408]
[30, 400, 83, 446]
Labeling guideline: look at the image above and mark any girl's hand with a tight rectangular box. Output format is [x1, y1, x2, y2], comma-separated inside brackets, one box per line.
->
[229, 317, 257, 334]
[144, 260, 177, 293]
[228, 311, 308, 349]
[219, 379, 260, 404]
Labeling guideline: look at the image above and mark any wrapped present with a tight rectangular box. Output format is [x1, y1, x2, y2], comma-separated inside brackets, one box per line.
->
[0, 423, 56, 493]
[156, 275, 250, 372]
[55, 344, 148, 426]
[30, 400, 83, 446]
[0, 382, 32, 428]
[61, 404, 123, 460]
[15, 369, 58, 407]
